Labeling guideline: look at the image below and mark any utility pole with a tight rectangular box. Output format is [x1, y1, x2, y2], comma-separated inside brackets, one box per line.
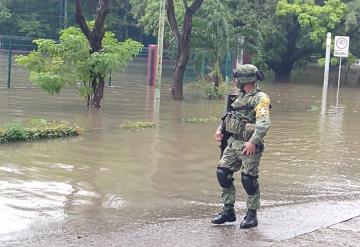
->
[153, 0, 166, 120]
[59, 0, 63, 29]
[64, 0, 68, 28]
[155, 0, 166, 100]
[236, 36, 244, 67]
[321, 32, 331, 115]
[59, 0, 67, 29]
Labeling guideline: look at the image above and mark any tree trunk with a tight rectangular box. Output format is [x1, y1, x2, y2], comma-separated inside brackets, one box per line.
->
[266, 16, 313, 84]
[213, 58, 221, 88]
[91, 76, 105, 108]
[167, 0, 204, 100]
[273, 65, 292, 83]
[171, 16, 191, 100]
[75, 0, 110, 108]
[172, 56, 186, 100]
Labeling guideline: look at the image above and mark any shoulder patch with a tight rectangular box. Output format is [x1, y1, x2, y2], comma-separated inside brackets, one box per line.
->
[255, 94, 270, 117]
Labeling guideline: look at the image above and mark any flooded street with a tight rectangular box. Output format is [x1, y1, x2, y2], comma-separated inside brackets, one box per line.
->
[1, 61, 360, 246]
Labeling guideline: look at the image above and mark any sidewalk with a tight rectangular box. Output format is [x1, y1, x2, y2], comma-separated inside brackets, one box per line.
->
[272, 216, 360, 247]
[2, 200, 360, 246]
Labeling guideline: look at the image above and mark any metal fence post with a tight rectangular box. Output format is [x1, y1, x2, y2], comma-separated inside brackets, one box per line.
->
[108, 69, 112, 86]
[7, 41, 12, 88]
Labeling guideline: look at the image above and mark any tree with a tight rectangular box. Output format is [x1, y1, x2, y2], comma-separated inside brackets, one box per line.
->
[74, 0, 113, 107]
[270, 0, 346, 82]
[167, 0, 204, 100]
[344, 0, 360, 57]
[0, 0, 60, 38]
[16, 26, 143, 107]
[0, 0, 11, 22]
[130, 0, 204, 100]
[192, 0, 263, 87]
[343, 0, 360, 84]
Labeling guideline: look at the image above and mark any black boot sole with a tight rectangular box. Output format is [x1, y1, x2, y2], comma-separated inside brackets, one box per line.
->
[240, 221, 258, 229]
[211, 217, 236, 224]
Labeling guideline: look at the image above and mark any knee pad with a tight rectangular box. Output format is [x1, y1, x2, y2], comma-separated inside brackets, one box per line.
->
[241, 173, 259, 195]
[216, 167, 234, 188]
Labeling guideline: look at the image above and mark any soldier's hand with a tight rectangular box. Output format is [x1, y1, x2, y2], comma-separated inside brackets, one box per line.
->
[215, 129, 223, 142]
[242, 142, 256, 155]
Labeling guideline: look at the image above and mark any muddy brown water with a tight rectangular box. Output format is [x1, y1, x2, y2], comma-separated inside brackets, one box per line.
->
[0, 63, 360, 246]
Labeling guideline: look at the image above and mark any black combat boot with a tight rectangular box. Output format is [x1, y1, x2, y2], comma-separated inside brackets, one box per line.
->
[211, 205, 236, 224]
[240, 209, 258, 228]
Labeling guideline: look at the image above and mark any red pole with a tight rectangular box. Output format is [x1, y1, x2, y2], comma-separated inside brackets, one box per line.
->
[151, 45, 157, 87]
[146, 45, 158, 86]
[146, 45, 153, 85]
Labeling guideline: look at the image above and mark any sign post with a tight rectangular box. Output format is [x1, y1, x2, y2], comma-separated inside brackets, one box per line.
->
[333, 36, 349, 109]
[321, 32, 332, 116]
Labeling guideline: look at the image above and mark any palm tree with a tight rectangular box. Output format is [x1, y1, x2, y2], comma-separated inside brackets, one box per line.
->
[192, 5, 262, 89]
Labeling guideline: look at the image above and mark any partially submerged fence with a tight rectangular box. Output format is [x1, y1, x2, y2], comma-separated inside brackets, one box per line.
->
[0, 35, 237, 89]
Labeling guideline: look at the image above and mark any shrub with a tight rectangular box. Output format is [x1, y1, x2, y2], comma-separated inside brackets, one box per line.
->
[120, 121, 157, 130]
[182, 117, 220, 123]
[185, 77, 226, 100]
[0, 119, 83, 144]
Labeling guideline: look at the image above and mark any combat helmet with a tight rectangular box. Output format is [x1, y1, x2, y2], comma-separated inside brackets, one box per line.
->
[233, 64, 264, 88]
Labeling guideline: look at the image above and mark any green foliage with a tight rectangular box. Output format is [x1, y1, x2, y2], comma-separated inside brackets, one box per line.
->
[0, 0, 141, 40]
[276, 0, 347, 42]
[0, 119, 83, 144]
[185, 77, 226, 100]
[130, 0, 183, 36]
[343, 0, 360, 58]
[1, 122, 27, 142]
[318, 53, 358, 67]
[182, 116, 220, 123]
[191, 0, 230, 84]
[317, 57, 339, 67]
[0, 0, 11, 22]
[120, 121, 157, 129]
[16, 25, 143, 103]
[191, 0, 261, 86]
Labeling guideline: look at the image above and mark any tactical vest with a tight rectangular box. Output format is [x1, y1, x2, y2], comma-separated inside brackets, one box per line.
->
[224, 92, 257, 141]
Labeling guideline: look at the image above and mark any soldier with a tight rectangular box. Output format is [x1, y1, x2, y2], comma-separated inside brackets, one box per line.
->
[211, 64, 271, 228]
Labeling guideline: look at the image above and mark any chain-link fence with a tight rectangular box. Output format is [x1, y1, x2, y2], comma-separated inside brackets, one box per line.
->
[0, 35, 236, 89]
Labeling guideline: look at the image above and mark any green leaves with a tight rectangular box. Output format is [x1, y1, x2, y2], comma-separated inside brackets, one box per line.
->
[29, 72, 65, 94]
[0, 119, 83, 143]
[276, 0, 347, 43]
[120, 121, 157, 129]
[16, 24, 143, 104]
[0, 0, 11, 22]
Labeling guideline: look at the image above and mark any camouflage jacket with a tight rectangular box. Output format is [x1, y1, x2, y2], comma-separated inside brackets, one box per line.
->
[223, 86, 271, 144]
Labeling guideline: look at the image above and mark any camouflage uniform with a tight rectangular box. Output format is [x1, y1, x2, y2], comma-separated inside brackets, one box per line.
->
[219, 85, 271, 209]
[212, 64, 271, 227]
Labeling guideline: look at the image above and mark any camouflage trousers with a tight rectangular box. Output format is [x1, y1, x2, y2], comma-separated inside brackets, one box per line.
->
[218, 138, 262, 210]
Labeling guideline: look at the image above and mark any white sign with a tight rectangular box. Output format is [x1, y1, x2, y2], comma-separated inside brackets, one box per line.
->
[334, 36, 349, 57]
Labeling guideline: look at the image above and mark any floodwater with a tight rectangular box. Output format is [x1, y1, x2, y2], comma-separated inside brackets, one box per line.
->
[0, 60, 360, 246]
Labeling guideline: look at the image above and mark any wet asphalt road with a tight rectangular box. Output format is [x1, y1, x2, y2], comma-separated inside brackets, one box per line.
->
[3, 199, 360, 247]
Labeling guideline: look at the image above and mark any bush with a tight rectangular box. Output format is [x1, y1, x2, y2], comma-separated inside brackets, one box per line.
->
[182, 117, 220, 123]
[0, 119, 83, 143]
[185, 77, 226, 100]
[120, 121, 157, 129]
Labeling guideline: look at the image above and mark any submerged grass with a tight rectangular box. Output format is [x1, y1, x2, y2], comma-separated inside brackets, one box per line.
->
[0, 118, 83, 144]
[120, 121, 157, 129]
[182, 117, 220, 123]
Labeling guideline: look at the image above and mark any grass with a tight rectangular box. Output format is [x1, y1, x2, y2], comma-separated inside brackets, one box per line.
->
[120, 121, 157, 129]
[182, 117, 220, 123]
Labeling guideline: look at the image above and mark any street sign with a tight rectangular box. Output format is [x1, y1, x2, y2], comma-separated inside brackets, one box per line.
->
[334, 36, 349, 57]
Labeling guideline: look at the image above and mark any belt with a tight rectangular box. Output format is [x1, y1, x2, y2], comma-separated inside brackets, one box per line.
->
[231, 136, 265, 153]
